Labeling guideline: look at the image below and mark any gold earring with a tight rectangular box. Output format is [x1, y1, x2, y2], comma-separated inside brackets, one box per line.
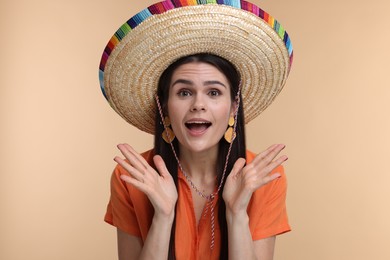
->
[162, 116, 176, 143]
[224, 116, 236, 143]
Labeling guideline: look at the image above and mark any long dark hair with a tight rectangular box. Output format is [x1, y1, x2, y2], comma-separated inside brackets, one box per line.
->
[154, 53, 246, 260]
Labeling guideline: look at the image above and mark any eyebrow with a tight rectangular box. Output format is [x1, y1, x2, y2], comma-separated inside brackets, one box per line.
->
[171, 79, 227, 88]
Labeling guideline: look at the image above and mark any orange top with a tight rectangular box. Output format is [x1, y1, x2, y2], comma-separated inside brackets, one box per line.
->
[105, 150, 290, 259]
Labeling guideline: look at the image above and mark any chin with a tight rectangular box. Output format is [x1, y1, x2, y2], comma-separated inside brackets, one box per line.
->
[180, 139, 221, 154]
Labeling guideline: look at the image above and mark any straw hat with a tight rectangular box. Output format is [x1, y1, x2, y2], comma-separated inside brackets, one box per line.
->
[99, 0, 293, 134]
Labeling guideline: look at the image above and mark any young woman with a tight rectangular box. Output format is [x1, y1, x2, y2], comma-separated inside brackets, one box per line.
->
[99, 1, 293, 259]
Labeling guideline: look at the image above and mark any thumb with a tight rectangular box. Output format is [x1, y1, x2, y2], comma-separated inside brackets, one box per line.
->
[153, 155, 171, 178]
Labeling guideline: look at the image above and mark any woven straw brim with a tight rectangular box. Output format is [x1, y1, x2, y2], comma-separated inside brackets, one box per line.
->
[103, 4, 290, 134]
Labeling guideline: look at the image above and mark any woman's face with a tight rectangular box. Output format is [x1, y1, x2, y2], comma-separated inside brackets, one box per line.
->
[167, 61, 235, 154]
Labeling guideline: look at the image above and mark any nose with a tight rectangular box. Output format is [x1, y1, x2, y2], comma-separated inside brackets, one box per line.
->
[190, 94, 206, 112]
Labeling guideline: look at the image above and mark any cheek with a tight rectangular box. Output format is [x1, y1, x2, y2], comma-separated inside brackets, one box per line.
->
[166, 100, 183, 129]
[167, 97, 181, 118]
[166, 88, 184, 112]
[215, 100, 233, 117]
[167, 98, 177, 112]
[212, 103, 233, 130]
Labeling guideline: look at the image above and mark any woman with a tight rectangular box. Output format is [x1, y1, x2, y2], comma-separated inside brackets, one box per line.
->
[99, 1, 293, 259]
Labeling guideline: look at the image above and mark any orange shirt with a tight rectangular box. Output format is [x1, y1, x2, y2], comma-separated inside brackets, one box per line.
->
[105, 149, 290, 259]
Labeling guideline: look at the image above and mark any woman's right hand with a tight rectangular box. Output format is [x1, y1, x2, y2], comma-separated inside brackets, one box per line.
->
[114, 144, 178, 219]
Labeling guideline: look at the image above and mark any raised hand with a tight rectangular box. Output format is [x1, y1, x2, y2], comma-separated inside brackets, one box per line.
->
[222, 144, 288, 215]
[114, 144, 178, 218]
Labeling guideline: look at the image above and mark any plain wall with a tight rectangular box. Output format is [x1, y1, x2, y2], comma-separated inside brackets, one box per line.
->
[1, 0, 390, 259]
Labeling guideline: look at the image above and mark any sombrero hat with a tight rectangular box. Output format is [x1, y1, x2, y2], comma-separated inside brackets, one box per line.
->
[99, 0, 293, 134]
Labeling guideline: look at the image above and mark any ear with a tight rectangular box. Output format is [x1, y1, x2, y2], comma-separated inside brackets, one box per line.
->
[230, 100, 238, 117]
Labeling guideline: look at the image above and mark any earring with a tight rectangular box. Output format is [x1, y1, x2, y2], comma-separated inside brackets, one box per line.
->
[162, 116, 176, 143]
[224, 116, 236, 143]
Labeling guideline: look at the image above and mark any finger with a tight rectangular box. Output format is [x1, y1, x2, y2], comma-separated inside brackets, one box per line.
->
[260, 144, 285, 162]
[260, 155, 288, 176]
[123, 144, 151, 169]
[117, 144, 149, 172]
[258, 144, 279, 158]
[120, 174, 148, 191]
[253, 144, 286, 168]
[262, 172, 282, 185]
[153, 155, 171, 179]
[251, 144, 278, 165]
[114, 156, 145, 181]
[118, 144, 147, 169]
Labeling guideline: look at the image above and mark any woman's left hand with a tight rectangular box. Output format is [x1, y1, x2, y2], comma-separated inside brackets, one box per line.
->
[222, 144, 288, 215]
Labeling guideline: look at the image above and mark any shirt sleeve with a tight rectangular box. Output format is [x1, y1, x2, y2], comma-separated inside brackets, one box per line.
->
[104, 164, 142, 237]
[247, 164, 291, 240]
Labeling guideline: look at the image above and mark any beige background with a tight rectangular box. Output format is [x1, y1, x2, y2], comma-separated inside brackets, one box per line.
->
[1, 0, 390, 259]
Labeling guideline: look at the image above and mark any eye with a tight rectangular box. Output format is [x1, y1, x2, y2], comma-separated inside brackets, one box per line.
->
[209, 89, 221, 97]
[178, 89, 191, 97]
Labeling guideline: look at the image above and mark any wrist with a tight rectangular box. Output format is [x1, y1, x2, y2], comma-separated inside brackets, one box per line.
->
[225, 209, 249, 226]
[153, 211, 175, 225]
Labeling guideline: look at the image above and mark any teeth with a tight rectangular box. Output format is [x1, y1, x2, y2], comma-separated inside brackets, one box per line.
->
[185, 121, 211, 129]
[188, 121, 208, 124]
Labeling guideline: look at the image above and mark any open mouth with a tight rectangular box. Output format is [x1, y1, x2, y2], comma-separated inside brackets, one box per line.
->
[185, 121, 212, 132]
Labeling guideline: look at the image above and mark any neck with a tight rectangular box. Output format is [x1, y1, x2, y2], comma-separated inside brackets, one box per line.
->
[179, 145, 219, 182]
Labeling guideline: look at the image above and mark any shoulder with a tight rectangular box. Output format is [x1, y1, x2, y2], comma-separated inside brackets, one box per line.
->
[140, 149, 155, 164]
